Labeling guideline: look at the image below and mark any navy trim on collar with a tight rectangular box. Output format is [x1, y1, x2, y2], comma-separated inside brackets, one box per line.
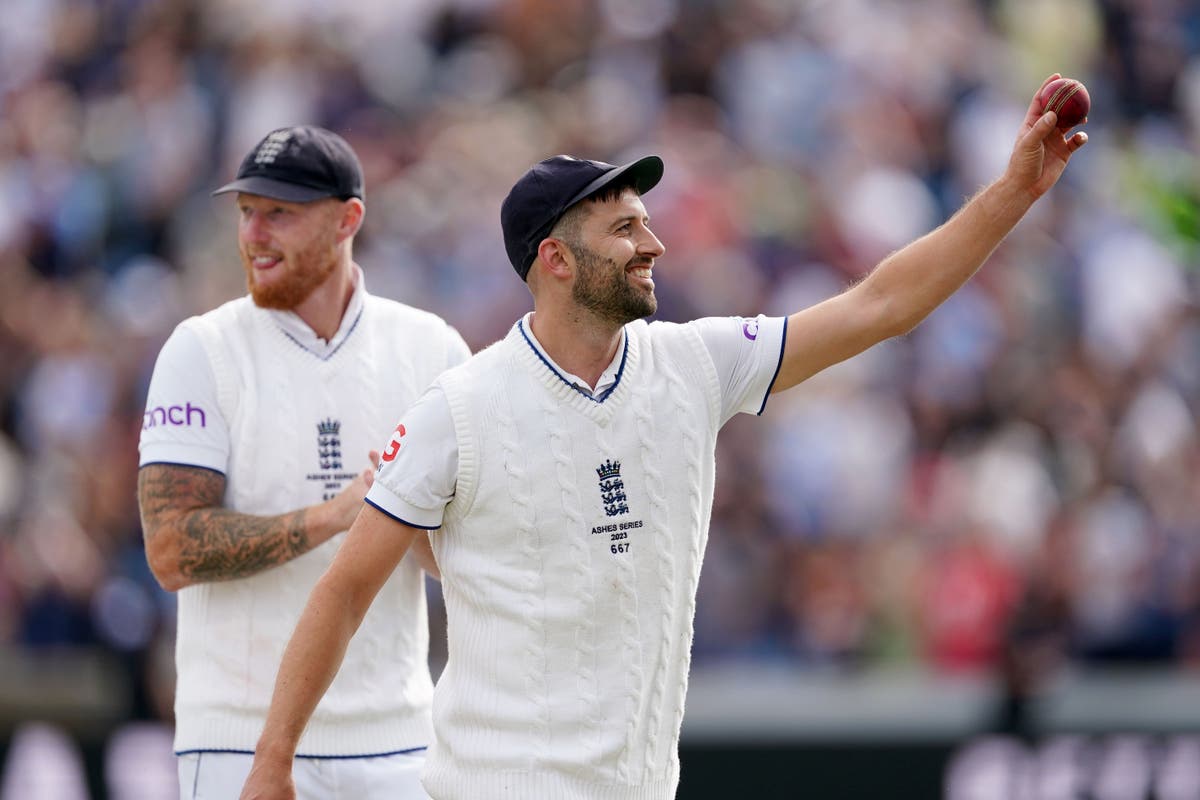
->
[278, 304, 365, 362]
[517, 319, 628, 404]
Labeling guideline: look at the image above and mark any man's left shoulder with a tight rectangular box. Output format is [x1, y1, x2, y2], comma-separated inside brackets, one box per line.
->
[635, 319, 713, 371]
[637, 317, 688, 336]
[638, 317, 705, 347]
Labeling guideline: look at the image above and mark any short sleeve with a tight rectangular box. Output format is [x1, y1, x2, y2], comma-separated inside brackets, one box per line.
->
[138, 325, 230, 473]
[366, 384, 459, 530]
[690, 314, 787, 425]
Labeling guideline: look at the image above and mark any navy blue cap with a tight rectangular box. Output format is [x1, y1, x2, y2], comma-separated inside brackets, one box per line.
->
[501, 154, 664, 281]
[213, 126, 364, 202]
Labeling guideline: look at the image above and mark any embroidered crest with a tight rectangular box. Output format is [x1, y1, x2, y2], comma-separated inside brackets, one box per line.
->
[596, 459, 628, 517]
[317, 418, 343, 470]
[255, 130, 292, 165]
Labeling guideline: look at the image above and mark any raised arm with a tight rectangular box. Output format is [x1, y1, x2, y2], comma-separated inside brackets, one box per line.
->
[239, 504, 418, 800]
[138, 456, 378, 592]
[771, 74, 1088, 393]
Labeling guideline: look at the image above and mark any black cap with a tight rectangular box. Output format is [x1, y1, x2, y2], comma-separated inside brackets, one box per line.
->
[501, 154, 664, 281]
[213, 126, 364, 202]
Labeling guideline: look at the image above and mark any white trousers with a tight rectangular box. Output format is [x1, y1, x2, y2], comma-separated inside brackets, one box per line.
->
[177, 750, 430, 799]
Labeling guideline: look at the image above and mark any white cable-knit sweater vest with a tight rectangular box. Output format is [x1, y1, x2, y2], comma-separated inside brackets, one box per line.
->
[175, 294, 459, 756]
[424, 319, 722, 800]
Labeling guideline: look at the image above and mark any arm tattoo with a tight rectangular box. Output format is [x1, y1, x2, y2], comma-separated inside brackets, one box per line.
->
[139, 464, 313, 583]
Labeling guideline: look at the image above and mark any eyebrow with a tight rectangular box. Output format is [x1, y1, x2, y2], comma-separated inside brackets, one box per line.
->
[610, 213, 650, 230]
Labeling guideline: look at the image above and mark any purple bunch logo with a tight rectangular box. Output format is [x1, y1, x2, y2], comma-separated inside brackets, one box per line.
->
[143, 403, 207, 430]
[741, 317, 759, 341]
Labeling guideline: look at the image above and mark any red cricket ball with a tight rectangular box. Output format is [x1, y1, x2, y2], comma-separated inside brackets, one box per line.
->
[1038, 78, 1090, 129]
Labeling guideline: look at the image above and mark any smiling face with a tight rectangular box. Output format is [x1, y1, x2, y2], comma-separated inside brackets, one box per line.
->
[236, 193, 347, 310]
[558, 188, 666, 325]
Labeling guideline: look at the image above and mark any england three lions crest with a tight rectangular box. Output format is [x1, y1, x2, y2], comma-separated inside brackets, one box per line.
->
[317, 417, 342, 470]
[596, 459, 629, 517]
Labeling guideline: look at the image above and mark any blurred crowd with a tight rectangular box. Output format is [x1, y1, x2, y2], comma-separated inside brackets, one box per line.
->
[1, 0, 1199, 750]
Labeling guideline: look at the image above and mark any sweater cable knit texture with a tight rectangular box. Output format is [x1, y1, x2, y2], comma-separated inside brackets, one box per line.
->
[424, 320, 722, 800]
[662, 338, 708, 746]
[630, 366, 675, 780]
[174, 294, 456, 756]
[539, 376, 604, 764]
[496, 357, 552, 764]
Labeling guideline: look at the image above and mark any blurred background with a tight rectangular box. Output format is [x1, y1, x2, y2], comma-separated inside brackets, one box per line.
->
[1, 0, 1198, 797]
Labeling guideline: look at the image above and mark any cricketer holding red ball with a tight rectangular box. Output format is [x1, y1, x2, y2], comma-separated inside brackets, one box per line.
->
[241, 76, 1087, 800]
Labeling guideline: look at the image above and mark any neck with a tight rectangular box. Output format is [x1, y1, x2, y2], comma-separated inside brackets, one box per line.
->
[528, 306, 624, 390]
[293, 259, 357, 342]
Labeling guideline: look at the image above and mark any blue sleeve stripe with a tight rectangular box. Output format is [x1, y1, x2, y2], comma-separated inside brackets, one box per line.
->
[364, 497, 441, 530]
[756, 315, 788, 416]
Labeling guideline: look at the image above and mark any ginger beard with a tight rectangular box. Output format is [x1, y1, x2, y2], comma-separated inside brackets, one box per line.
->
[241, 225, 339, 310]
[570, 242, 657, 325]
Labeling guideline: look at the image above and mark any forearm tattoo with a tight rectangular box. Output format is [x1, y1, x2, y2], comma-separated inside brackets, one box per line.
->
[138, 464, 311, 583]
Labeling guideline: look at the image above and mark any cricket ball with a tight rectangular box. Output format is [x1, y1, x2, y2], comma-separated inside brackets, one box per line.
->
[1038, 78, 1090, 129]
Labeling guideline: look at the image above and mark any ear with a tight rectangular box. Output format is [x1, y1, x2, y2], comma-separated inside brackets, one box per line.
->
[535, 237, 574, 281]
[336, 198, 365, 242]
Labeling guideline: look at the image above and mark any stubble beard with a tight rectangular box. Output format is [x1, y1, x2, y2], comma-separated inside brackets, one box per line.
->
[570, 243, 657, 325]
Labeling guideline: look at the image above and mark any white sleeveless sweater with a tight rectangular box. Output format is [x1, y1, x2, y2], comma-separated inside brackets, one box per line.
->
[423, 319, 722, 800]
[175, 294, 458, 756]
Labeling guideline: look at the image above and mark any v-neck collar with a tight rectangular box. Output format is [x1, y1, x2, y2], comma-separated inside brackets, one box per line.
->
[512, 316, 637, 424]
[265, 265, 367, 361]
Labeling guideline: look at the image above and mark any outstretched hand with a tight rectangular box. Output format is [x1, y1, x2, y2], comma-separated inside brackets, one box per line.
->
[1008, 73, 1088, 201]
